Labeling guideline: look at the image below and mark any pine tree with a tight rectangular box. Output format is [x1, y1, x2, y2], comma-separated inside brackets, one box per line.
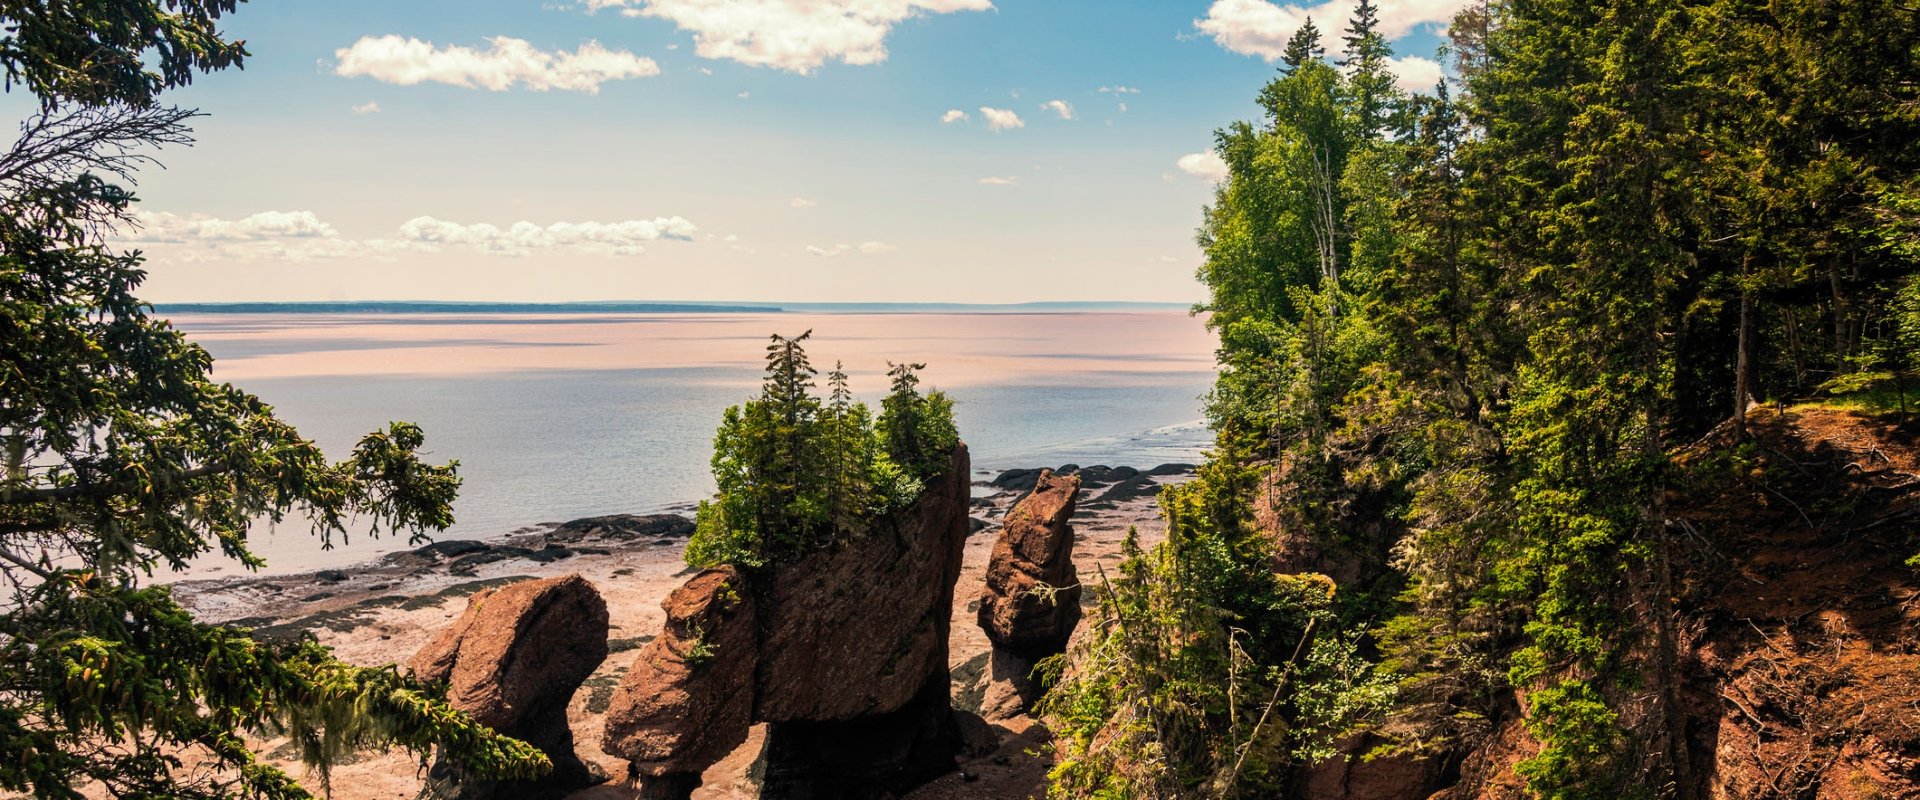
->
[822, 362, 875, 534]
[1281, 17, 1324, 73]
[879, 362, 958, 479]
[1340, 0, 1396, 134]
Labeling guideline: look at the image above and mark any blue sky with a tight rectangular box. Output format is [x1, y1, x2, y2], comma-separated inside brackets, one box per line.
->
[4, 0, 1461, 303]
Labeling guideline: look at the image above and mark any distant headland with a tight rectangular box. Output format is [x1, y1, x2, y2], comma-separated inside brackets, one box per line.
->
[153, 300, 1193, 314]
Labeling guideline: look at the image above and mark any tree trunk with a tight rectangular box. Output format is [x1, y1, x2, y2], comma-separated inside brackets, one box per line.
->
[1733, 275, 1754, 437]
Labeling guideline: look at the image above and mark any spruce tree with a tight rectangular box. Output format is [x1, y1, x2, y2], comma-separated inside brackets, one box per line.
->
[1340, 0, 1395, 133]
[1281, 17, 1324, 73]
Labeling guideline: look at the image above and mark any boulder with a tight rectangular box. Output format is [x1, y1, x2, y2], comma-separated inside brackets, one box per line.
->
[409, 574, 610, 800]
[974, 650, 1043, 724]
[603, 444, 974, 798]
[551, 513, 695, 542]
[978, 469, 1083, 660]
[602, 567, 757, 799]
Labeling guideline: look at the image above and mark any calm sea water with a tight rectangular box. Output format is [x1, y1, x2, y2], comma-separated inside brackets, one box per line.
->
[167, 312, 1218, 576]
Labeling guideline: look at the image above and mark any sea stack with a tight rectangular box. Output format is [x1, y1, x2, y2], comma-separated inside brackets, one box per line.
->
[602, 443, 973, 799]
[409, 574, 611, 800]
[974, 469, 1083, 720]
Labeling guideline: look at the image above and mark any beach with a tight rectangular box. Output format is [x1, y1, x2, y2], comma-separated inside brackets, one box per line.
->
[171, 460, 1192, 799]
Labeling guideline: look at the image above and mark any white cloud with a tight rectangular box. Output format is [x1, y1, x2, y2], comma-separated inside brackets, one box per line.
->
[351, 101, 381, 114]
[397, 216, 697, 256]
[738, 90, 751, 98]
[978, 176, 1017, 185]
[1117, 101, 1128, 113]
[1194, 0, 1469, 62]
[791, 197, 818, 208]
[130, 210, 341, 243]
[1097, 85, 1141, 94]
[940, 108, 968, 124]
[122, 210, 698, 261]
[1177, 151, 1230, 182]
[1040, 99, 1074, 120]
[1386, 55, 1444, 93]
[334, 35, 659, 93]
[124, 210, 394, 263]
[978, 106, 1023, 131]
[807, 241, 895, 257]
[586, 0, 993, 74]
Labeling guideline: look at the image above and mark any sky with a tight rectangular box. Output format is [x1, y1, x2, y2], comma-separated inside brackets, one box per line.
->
[4, 0, 1465, 304]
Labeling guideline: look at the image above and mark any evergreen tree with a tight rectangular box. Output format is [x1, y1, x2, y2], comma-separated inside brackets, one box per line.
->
[0, 3, 549, 797]
[1280, 17, 1324, 73]
[1340, 0, 1395, 133]
[688, 345, 958, 568]
[822, 362, 876, 534]
[879, 362, 959, 479]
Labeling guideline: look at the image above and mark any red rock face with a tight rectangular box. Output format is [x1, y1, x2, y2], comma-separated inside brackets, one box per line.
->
[978, 469, 1083, 660]
[1305, 733, 1450, 800]
[410, 573, 610, 731]
[600, 444, 973, 798]
[409, 574, 610, 800]
[755, 443, 972, 722]
[600, 566, 757, 777]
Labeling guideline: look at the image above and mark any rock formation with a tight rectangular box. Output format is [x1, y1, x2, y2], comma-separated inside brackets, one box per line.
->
[601, 567, 757, 800]
[974, 469, 1082, 720]
[602, 444, 973, 799]
[979, 469, 1083, 658]
[409, 574, 610, 800]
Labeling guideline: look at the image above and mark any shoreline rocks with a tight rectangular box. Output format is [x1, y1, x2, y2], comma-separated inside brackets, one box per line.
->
[602, 567, 757, 793]
[408, 574, 611, 800]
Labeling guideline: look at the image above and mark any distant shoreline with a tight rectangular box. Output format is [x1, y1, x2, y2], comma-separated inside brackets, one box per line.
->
[155, 300, 1195, 315]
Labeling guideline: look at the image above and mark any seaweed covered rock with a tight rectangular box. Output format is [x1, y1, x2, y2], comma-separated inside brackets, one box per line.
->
[601, 567, 757, 798]
[409, 574, 610, 800]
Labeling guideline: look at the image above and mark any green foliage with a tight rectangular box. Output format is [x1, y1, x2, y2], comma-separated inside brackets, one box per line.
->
[880, 361, 960, 480]
[1, 0, 250, 109]
[685, 337, 959, 570]
[1041, 456, 1395, 799]
[1061, 0, 1920, 796]
[0, 5, 550, 796]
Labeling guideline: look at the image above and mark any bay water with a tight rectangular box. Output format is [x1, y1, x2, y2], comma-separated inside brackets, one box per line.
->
[167, 311, 1218, 576]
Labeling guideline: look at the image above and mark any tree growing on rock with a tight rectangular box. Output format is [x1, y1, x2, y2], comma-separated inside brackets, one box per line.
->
[687, 337, 960, 569]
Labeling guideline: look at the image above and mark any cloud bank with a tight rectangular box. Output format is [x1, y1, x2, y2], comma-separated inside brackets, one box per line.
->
[334, 35, 659, 93]
[1194, 0, 1466, 91]
[124, 210, 698, 261]
[584, 0, 993, 74]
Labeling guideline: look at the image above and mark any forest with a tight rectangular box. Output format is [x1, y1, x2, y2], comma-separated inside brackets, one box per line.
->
[1041, 0, 1920, 798]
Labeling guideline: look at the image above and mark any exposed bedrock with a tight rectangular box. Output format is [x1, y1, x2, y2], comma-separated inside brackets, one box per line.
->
[601, 443, 973, 799]
[409, 574, 611, 800]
